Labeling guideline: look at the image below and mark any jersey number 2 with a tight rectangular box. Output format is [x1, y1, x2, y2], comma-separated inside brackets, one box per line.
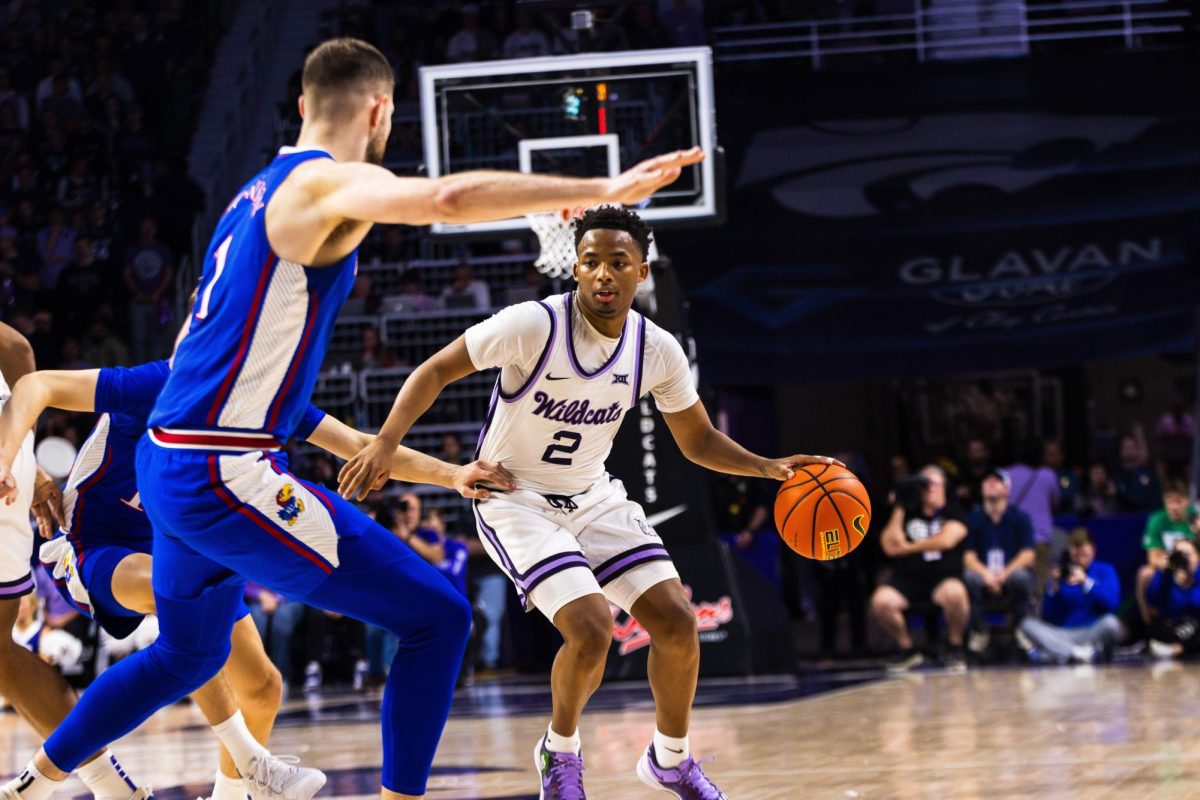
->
[541, 431, 582, 465]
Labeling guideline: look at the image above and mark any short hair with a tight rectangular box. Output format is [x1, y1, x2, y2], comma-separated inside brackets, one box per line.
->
[919, 465, 946, 485]
[301, 38, 393, 119]
[1163, 480, 1189, 498]
[1067, 527, 1092, 547]
[573, 205, 654, 262]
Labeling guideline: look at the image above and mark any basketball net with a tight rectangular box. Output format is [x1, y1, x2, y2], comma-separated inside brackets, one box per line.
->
[526, 206, 660, 279]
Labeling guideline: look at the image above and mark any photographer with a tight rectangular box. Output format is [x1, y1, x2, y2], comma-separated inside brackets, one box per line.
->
[1145, 539, 1200, 659]
[869, 465, 970, 672]
[1017, 528, 1121, 664]
[962, 469, 1036, 654]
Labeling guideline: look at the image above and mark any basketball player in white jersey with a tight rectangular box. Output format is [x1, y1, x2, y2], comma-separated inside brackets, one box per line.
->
[0, 321, 151, 800]
[340, 206, 839, 799]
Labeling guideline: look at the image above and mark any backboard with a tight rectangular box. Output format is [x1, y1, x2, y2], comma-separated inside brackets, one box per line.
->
[419, 47, 718, 236]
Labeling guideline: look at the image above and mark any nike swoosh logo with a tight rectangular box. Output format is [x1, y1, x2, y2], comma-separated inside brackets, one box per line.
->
[663, 747, 684, 753]
[646, 504, 687, 527]
[545, 374, 570, 380]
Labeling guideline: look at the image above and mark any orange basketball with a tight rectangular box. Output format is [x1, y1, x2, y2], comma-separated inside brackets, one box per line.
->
[774, 464, 871, 560]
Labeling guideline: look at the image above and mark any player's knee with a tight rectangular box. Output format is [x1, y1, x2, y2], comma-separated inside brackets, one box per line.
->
[243, 662, 284, 713]
[150, 638, 232, 696]
[651, 601, 698, 652]
[563, 611, 612, 661]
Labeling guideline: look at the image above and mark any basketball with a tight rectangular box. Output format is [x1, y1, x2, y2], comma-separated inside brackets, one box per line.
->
[774, 464, 871, 560]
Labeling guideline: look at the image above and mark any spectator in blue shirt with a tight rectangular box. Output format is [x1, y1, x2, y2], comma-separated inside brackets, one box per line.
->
[962, 469, 1036, 653]
[1145, 539, 1200, 659]
[1018, 528, 1122, 664]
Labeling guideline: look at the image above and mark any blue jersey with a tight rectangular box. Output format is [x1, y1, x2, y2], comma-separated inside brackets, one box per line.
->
[150, 147, 357, 441]
[63, 360, 327, 550]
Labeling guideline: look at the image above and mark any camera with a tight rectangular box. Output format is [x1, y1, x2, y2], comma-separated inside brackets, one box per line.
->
[1168, 548, 1191, 575]
[1059, 547, 1074, 581]
[894, 474, 930, 513]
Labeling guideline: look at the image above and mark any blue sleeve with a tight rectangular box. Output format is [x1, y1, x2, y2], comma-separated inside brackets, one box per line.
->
[1016, 510, 1035, 551]
[1042, 584, 1066, 625]
[1147, 571, 1169, 614]
[1086, 562, 1120, 614]
[94, 360, 171, 424]
[292, 404, 326, 441]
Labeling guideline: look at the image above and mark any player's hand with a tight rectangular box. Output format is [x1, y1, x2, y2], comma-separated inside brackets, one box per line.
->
[761, 454, 845, 481]
[451, 460, 517, 500]
[604, 147, 705, 206]
[0, 463, 17, 506]
[337, 438, 394, 501]
[31, 466, 63, 540]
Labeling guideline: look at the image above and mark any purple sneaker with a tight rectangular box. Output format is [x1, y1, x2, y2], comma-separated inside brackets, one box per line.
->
[636, 745, 729, 799]
[534, 736, 586, 800]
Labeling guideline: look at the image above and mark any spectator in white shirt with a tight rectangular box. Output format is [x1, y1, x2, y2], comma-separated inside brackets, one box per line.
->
[441, 263, 491, 310]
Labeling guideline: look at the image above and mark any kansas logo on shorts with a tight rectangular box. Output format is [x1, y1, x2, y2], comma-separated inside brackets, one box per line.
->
[275, 483, 305, 527]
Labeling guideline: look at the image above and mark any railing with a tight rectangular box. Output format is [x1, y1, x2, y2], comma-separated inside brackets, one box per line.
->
[712, 0, 1190, 67]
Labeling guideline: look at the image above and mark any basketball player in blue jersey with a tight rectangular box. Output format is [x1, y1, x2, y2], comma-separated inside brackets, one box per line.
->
[0, 37, 701, 800]
[339, 206, 839, 800]
[0, 324, 151, 800]
[0, 307, 512, 800]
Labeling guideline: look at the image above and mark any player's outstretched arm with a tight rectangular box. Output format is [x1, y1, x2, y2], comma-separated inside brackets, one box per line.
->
[338, 336, 479, 501]
[304, 410, 514, 500]
[318, 147, 703, 227]
[0, 370, 99, 505]
[661, 399, 843, 481]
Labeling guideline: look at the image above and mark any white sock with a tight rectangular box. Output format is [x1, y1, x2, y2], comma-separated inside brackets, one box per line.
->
[211, 710, 268, 776]
[211, 771, 247, 800]
[4, 762, 63, 800]
[77, 751, 137, 800]
[544, 725, 581, 755]
[653, 730, 690, 769]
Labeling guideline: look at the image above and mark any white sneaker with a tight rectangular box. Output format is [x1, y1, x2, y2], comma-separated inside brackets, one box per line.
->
[1149, 640, 1182, 660]
[244, 754, 326, 800]
[967, 629, 990, 654]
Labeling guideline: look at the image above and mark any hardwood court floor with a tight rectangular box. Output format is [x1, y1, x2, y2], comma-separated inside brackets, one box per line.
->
[4, 664, 1200, 799]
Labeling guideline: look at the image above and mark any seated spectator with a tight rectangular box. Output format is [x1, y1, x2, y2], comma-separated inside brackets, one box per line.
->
[357, 325, 397, 370]
[1115, 428, 1161, 512]
[955, 437, 992, 510]
[1145, 540, 1200, 659]
[1136, 481, 1198, 623]
[440, 432, 469, 465]
[56, 236, 107, 335]
[1156, 403, 1195, 481]
[446, 4, 498, 62]
[441, 263, 491, 310]
[503, 10, 551, 59]
[1086, 461, 1119, 516]
[869, 465, 969, 672]
[81, 318, 129, 367]
[1043, 440, 1084, 515]
[506, 263, 554, 304]
[962, 469, 1036, 653]
[1018, 528, 1121, 664]
[37, 204, 77, 290]
[245, 582, 305, 687]
[662, 0, 707, 46]
[382, 269, 440, 313]
[341, 273, 377, 316]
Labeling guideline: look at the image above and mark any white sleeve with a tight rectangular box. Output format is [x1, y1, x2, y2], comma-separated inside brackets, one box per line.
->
[464, 301, 553, 372]
[644, 323, 700, 414]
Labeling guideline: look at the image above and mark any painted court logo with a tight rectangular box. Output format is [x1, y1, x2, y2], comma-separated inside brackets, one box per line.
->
[275, 483, 305, 527]
[611, 586, 734, 656]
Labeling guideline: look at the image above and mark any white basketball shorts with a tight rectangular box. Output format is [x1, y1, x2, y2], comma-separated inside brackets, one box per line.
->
[472, 474, 679, 620]
[0, 433, 36, 599]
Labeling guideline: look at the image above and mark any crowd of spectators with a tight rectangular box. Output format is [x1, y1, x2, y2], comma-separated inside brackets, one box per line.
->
[0, 0, 208, 431]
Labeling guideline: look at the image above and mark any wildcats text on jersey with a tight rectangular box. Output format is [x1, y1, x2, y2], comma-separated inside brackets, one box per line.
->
[531, 393, 624, 425]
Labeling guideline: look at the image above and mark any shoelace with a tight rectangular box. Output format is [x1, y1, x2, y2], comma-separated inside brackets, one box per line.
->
[677, 757, 726, 800]
[248, 754, 300, 796]
[547, 753, 586, 800]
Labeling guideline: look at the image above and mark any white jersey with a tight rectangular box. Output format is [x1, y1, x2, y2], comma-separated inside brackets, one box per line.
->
[0, 369, 37, 597]
[465, 292, 698, 496]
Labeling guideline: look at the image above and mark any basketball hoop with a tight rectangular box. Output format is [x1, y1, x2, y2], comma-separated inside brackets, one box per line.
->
[527, 205, 661, 279]
[527, 207, 585, 279]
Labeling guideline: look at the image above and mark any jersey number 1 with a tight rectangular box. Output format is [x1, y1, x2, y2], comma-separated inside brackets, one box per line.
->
[541, 431, 582, 465]
[195, 234, 232, 319]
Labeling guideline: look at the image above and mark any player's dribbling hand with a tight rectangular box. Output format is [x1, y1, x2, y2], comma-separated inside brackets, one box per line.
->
[338, 438, 394, 501]
[605, 147, 705, 205]
[762, 454, 845, 481]
[31, 466, 63, 540]
[452, 460, 517, 500]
